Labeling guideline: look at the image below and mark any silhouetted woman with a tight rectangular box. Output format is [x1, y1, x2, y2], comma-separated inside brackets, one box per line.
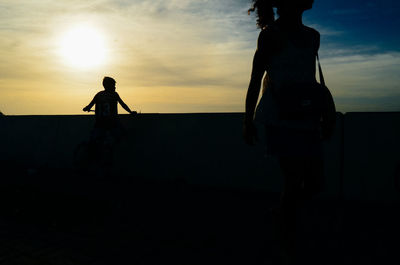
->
[244, 0, 324, 264]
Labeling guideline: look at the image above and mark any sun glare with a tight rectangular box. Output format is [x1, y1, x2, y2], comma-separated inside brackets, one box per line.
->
[59, 25, 107, 69]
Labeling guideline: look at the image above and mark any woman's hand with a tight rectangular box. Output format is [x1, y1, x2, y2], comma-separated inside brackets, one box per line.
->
[243, 120, 258, 145]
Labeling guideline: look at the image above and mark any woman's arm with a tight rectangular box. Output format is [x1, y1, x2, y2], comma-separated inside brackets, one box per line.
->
[245, 49, 266, 123]
[244, 31, 269, 145]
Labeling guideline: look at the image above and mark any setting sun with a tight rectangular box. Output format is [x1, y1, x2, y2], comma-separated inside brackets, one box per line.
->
[59, 25, 107, 69]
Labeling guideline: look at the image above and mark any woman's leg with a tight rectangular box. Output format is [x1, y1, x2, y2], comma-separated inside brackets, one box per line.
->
[278, 156, 324, 264]
[278, 156, 306, 263]
[302, 157, 324, 200]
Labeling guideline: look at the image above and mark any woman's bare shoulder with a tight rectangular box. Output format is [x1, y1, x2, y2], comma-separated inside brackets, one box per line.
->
[302, 25, 320, 39]
[257, 26, 282, 50]
[258, 27, 276, 42]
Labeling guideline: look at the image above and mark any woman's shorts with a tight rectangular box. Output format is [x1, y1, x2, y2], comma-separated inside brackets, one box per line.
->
[265, 125, 323, 158]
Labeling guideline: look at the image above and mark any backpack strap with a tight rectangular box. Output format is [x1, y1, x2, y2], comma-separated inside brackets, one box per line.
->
[316, 53, 325, 87]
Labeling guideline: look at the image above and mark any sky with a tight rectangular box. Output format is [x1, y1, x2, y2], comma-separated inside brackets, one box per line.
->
[0, 0, 399, 115]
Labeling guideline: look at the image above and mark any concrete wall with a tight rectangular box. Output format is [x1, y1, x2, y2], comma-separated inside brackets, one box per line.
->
[0, 112, 399, 202]
[0, 114, 281, 191]
[343, 113, 400, 202]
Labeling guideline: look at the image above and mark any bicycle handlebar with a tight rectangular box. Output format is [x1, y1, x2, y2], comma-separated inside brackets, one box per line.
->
[84, 109, 140, 114]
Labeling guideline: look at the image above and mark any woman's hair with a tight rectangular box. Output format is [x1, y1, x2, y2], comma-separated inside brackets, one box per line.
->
[248, 0, 278, 29]
[249, 0, 314, 28]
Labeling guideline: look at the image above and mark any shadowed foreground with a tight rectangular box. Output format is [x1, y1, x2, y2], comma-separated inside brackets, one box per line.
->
[0, 168, 399, 265]
[1, 113, 400, 264]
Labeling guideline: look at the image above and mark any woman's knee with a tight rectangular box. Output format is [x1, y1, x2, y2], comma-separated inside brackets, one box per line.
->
[302, 185, 321, 200]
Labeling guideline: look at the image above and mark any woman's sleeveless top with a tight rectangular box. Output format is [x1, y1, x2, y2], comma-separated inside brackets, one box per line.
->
[255, 24, 319, 129]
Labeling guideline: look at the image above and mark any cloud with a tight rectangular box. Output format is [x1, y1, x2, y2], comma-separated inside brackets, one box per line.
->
[331, 9, 363, 15]
[0, 0, 257, 114]
[320, 50, 400, 112]
[2, 0, 397, 114]
[305, 23, 344, 37]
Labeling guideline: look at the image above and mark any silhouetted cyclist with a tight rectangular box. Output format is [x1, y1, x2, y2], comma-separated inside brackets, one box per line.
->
[83, 76, 136, 125]
[82, 76, 137, 175]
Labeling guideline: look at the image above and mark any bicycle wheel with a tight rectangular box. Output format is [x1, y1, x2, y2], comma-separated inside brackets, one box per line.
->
[73, 141, 92, 171]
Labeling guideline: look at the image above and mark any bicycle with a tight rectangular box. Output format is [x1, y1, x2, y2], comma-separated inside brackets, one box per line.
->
[73, 110, 138, 176]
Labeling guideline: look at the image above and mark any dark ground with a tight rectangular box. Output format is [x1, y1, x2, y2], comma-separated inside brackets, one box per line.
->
[0, 168, 399, 265]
